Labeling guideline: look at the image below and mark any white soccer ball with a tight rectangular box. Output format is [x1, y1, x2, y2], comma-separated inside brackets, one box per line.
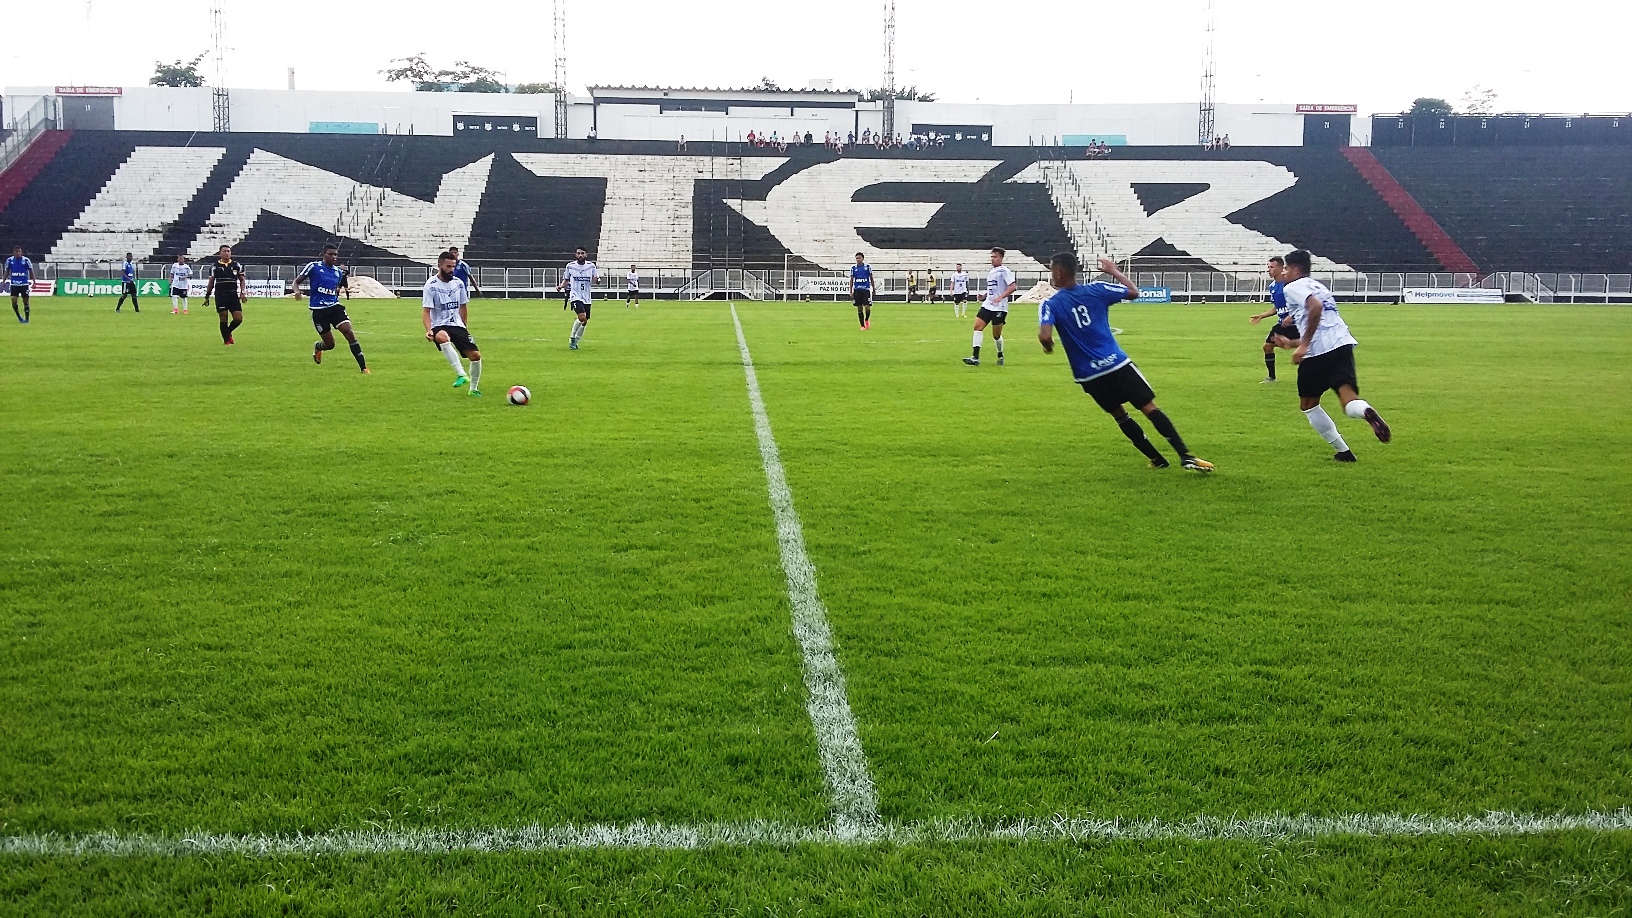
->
[507, 385, 530, 406]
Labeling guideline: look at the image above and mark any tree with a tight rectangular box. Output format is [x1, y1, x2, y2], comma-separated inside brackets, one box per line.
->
[151, 55, 207, 88]
[861, 85, 936, 103]
[1409, 97, 1453, 117]
[382, 55, 508, 92]
[514, 82, 560, 95]
[756, 76, 781, 91]
[1460, 85, 1498, 116]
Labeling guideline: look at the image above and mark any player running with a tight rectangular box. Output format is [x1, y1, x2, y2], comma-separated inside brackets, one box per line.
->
[626, 266, 640, 307]
[964, 247, 1016, 366]
[447, 245, 480, 297]
[169, 254, 193, 314]
[203, 245, 246, 344]
[115, 253, 140, 312]
[8, 246, 34, 323]
[1248, 255, 1296, 383]
[850, 252, 873, 328]
[950, 263, 970, 318]
[424, 251, 482, 395]
[557, 247, 599, 349]
[295, 243, 370, 374]
[1274, 249, 1391, 461]
[926, 269, 939, 304]
[1039, 252, 1214, 472]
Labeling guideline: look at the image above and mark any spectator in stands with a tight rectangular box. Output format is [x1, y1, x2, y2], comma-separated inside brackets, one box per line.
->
[587, 126, 597, 141]
[678, 135, 687, 151]
[804, 131, 813, 145]
[848, 131, 856, 145]
[1221, 134, 1231, 150]
[748, 129, 757, 146]
[824, 131, 833, 148]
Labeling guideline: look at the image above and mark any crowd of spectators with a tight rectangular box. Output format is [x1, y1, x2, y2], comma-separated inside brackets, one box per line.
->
[733, 127, 957, 154]
[1083, 139, 1113, 158]
[1202, 134, 1232, 151]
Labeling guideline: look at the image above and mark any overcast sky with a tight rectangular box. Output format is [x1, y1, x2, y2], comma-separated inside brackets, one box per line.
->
[5, 0, 1627, 115]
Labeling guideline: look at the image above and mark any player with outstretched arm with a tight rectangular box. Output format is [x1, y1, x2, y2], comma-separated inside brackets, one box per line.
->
[1038, 252, 1213, 472]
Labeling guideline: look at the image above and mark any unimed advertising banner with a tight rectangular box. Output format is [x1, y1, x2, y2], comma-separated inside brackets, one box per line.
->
[1402, 287, 1504, 304]
[55, 278, 286, 297]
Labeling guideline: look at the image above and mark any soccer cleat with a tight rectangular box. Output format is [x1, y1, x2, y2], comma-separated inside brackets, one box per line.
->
[361, 367, 372, 375]
[1260, 377, 1277, 384]
[1181, 456, 1215, 474]
[453, 375, 469, 388]
[469, 388, 482, 396]
[864, 320, 871, 329]
[1149, 459, 1171, 470]
[997, 354, 1005, 366]
[182, 309, 189, 314]
[172, 308, 179, 315]
[1334, 450, 1357, 463]
[1363, 407, 1392, 443]
[313, 345, 323, 364]
[225, 336, 235, 345]
[962, 357, 980, 366]
[569, 340, 579, 350]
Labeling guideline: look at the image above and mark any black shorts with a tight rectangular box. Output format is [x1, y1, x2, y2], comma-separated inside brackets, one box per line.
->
[433, 324, 478, 357]
[852, 289, 872, 308]
[9, 284, 27, 296]
[976, 307, 1008, 326]
[1297, 344, 1359, 399]
[1266, 323, 1300, 344]
[626, 288, 639, 298]
[571, 300, 592, 319]
[214, 292, 241, 313]
[1080, 363, 1156, 413]
[310, 304, 351, 334]
[123, 281, 138, 294]
[952, 292, 967, 304]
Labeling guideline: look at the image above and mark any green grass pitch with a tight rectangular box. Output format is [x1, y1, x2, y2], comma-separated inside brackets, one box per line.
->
[2, 295, 1629, 914]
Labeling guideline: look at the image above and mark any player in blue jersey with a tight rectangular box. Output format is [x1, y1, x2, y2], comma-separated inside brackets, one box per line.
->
[849, 252, 873, 329]
[1038, 252, 1213, 472]
[8, 246, 34, 323]
[295, 244, 369, 373]
[1249, 255, 1298, 383]
[447, 245, 480, 297]
[115, 253, 140, 312]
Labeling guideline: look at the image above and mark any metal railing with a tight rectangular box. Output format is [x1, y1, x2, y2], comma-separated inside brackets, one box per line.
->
[27, 260, 1632, 304]
[0, 97, 59, 176]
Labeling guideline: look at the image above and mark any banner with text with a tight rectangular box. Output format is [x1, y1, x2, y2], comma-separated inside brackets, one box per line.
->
[1402, 287, 1504, 304]
[1134, 287, 1173, 303]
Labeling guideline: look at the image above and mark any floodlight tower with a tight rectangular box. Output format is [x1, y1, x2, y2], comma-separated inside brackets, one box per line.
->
[1197, 0, 1216, 146]
[211, 2, 230, 132]
[553, 0, 569, 139]
[882, 0, 896, 138]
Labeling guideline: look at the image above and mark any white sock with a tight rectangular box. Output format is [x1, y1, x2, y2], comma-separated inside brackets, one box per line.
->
[571, 320, 584, 342]
[468, 358, 482, 389]
[179, 298, 187, 310]
[972, 329, 984, 349]
[1304, 406, 1350, 452]
[171, 295, 179, 309]
[995, 337, 1005, 356]
[1343, 399, 1372, 420]
[439, 341, 465, 374]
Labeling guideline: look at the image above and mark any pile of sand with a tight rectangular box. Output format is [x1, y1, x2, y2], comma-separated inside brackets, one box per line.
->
[344, 274, 397, 298]
[1015, 280, 1057, 303]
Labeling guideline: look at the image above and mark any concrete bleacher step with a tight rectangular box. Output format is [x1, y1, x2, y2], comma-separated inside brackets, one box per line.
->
[49, 146, 227, 262]
[0, 130, 73, 213]
[1341, 147, 1480, 275]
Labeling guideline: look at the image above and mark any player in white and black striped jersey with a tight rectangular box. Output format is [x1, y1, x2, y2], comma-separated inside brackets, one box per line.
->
[1274, 249, 1392, 461]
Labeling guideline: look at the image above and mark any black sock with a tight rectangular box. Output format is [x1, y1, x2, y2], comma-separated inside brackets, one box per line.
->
[132, 294, 139, 311]
[227, 317, 242, 334]
[1146, 410, 1190, 458]
[971, 345, 980, 360]
[1118, 416, 1166, 463]
[116, 295, 124, 310]
[10, 303, 19, 318]
[220, 321, 232, 342]
[1264, 353, 1276, 378]
[857, 308, 865, 326]
[349, 339, 366, 369]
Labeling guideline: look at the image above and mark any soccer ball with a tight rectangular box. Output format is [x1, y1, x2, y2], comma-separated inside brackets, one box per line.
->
[507, 385, 530, 406]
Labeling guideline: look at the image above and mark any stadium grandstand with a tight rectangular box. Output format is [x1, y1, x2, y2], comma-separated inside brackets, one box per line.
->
[3, 84, 1630, 303]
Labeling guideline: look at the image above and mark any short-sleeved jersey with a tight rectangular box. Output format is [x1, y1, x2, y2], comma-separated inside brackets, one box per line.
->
[951, 271, 969, 294]
[1283, 276, 1358, 358]
[121, 260, 136, 282]
[984, 265, 1017, 311]
[850, 263, 873, 290]
[452, 260, 474, 289]
[564, 261, 598, 303]
[169, 263, 192, 286]
[1269, 280, 1290, 321]
[298, 261, 346, 309]
[6, 256, 32, 286]
[422, 274, 469, 329]
[209, 258, 244, 291]
[626, 271, 639, 290]
[1039, 281, 1135, 382]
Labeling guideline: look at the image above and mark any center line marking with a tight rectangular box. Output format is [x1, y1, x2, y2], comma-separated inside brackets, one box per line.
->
[730, 303, 880, 834]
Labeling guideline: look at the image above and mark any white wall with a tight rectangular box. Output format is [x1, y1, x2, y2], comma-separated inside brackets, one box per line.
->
[592, 103, 859, 143]
[896, 101, 1303, 146]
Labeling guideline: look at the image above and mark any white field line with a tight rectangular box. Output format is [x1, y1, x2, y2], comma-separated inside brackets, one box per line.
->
[6, 811, 1630, 857]
[730, 303, 880, 833]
